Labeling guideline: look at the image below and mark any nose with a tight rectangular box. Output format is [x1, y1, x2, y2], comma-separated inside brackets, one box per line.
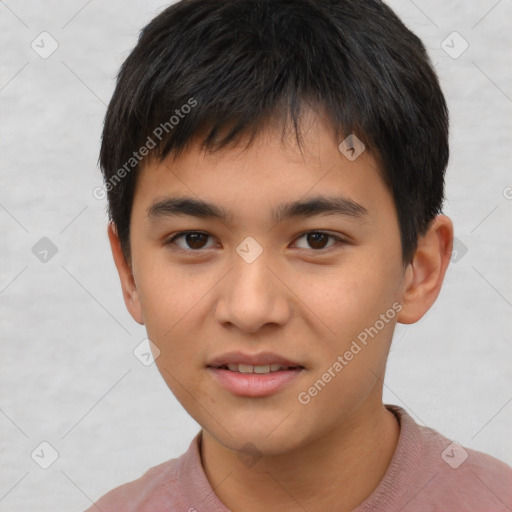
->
[215, 252, 291, 335]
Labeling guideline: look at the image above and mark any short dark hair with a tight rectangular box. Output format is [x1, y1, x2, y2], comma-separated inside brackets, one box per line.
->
[99, 0, 449, 265]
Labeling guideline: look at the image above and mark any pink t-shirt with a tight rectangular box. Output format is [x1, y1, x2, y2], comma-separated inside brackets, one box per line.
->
[85, 405, 512, 511]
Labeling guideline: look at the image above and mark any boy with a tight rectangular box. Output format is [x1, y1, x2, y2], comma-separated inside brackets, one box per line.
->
[87, 0, 512, 510]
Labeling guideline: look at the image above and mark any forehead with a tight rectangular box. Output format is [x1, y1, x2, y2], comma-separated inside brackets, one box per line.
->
[132, 116, 391, 227]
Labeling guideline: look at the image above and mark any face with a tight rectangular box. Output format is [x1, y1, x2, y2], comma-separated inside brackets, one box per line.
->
[119, 113, 411, 456]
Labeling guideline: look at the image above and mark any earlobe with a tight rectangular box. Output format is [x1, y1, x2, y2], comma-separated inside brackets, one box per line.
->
[397, 215, 453, 324]
[107, 222, 145, 325]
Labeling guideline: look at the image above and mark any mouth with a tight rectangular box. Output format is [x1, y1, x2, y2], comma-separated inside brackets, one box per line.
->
[206, 352, 305, 397]
[208, 363, 304, 374]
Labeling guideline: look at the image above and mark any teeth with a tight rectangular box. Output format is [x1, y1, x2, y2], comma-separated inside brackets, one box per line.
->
[254, 365, 270, 374]
[222, 363, 294, 373]
[238, 364, 254, 374]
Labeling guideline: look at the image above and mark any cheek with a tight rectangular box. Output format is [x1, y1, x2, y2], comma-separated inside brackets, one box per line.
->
[298, 255, 400, 402]
[301, 256, 398, 339]
[134, 258, 213, 354]
[138, 267, 210, 402]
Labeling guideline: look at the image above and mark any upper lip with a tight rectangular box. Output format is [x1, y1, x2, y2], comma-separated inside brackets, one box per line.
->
[207, 351, 304, 368]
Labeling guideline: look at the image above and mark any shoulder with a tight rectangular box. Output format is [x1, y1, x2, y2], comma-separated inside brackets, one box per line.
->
[83, 457, 183, 512]
[415, 422, 512, 510]
[380, 406, 512, 511]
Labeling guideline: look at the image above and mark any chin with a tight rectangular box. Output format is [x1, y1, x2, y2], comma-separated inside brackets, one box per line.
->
[206, 412, 314, 458]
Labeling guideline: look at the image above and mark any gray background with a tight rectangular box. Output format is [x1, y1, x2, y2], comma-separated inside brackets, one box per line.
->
[1, 1, 511, 510]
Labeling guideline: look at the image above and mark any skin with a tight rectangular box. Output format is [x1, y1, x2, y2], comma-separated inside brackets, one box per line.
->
[108, 110, 453, 512]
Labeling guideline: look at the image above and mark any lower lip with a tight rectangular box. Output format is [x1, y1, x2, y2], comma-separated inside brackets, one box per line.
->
[207, 367, 304, 397]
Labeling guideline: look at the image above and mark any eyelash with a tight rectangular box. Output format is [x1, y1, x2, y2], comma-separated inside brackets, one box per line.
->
[164, 230, 347, 254]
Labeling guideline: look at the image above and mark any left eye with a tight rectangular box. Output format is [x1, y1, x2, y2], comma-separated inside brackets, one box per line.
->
[165, 231, 344, 252]
[293, 231, 343, 251]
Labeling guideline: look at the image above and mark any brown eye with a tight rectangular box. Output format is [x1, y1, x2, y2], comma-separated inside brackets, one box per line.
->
[185, 233, 209, 249]
[306, 232, 330, 249]
[166, 231, 214, 251]
[294, 231, 343, 252]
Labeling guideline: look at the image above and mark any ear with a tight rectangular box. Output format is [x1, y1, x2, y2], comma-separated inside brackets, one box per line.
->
[107, 222, 144, 325]
[397, 215, 453, 324]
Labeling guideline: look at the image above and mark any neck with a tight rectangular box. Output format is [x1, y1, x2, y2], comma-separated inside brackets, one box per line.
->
[200, 399, 400, 512]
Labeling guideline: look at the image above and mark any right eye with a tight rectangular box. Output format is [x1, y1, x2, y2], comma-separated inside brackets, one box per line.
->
[164, 231, 217, 252]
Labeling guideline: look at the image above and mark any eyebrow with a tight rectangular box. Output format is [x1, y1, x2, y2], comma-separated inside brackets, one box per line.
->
[147, 194, 368, 224]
